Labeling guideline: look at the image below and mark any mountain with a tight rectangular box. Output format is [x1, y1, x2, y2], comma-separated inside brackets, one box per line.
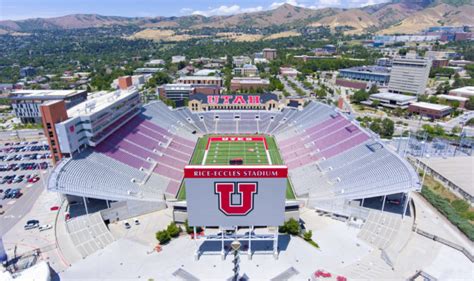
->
[0, 1, 472, 36]
[309, 9, 379, 34]
[192, 4, 340, 29]
[380, 3, 474, 34]
[0, 14, 160, 32]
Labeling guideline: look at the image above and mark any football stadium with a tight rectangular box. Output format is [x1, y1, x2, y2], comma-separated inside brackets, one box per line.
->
[47, 95, 420, 219]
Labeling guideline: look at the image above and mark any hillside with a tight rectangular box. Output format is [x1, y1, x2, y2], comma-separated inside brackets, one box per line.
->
[192, 4, 339, 29]
[0, 14, 155, 31]
[310, 9, 379, 34]
[0, 1, 472, 36]
[381, 3, 474, 34]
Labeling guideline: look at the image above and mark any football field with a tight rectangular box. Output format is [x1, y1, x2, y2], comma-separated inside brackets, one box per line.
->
[179, 135, 294, 200]
[203, 137, 270, 165]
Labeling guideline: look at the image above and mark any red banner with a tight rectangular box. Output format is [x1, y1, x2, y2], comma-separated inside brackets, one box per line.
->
[184, 165, 288, 178]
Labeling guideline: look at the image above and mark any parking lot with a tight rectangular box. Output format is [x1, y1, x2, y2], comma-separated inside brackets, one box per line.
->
[0, 140, 52, 236]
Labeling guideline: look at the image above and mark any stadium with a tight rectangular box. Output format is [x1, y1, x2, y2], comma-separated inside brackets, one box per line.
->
[47, 97, 420, 219]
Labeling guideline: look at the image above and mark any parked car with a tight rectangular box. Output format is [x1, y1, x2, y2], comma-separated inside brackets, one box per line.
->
[39, 224, 52, 231]
[24, 220, 40, 230]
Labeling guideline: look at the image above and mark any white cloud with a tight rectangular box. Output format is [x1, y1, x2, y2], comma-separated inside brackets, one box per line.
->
[190, 5, 263, 17]
[346, 0, 388, 8]
[269, 0, 304, 9]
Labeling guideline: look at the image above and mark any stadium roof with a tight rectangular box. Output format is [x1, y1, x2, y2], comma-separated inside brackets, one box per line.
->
[9, 89, 86, 100]
[419, 156, 473, 198]
[67, 88, 138, 117]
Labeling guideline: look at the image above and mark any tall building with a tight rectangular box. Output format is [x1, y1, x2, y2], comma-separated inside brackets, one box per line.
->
[262, 48, 277, 60]
[42, 88, 141, 158]
[388, 57, 431, 96]
[9, 90, 88, 123]
[39, 100, 69, 164]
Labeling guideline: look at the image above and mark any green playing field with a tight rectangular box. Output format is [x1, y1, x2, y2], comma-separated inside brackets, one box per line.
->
[178, 135, 295, 200]
[204, 141, 269, 165]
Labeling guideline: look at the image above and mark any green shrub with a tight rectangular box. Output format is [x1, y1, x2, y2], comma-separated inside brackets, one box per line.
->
[451, 199, 469, 213]
[156, 230, 171, 244]
[421, 187, 474, 241]
[184, 219, 202, 234]
[167, 222, 181, 238]
[279, 218, 300, 235]
[303, 230, 313, 241]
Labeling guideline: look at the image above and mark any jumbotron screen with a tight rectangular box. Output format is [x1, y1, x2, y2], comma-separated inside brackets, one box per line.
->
[185, 165, 287, 227]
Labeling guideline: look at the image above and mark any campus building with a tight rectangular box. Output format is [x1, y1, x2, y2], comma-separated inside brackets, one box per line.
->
[188, 93, 279, 112]
[449, 86, 474, 99]
[263, 48, 277, 60]
[9, 89, 88, 123]
[408, 102, 452, 119]
[230, 77, 270, 92]
[280, 67, 299, 78]
[233, 64, 259, 77]
[41, 88, 141, 161]
[339, 66, 391, 86]
[176, 76, 223, 87]
[388, 57, 432, 96]
[157, 84, 220, 101]
[367, 92, 417, 109]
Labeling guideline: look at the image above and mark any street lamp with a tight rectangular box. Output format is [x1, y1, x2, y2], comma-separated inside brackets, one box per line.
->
[231, 239, 241, 281]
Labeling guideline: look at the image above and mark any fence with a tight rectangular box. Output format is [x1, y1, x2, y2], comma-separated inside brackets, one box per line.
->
[414, 227, 473, 262]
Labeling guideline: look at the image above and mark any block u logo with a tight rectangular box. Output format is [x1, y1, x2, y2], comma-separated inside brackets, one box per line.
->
[215, 182, 258, 216]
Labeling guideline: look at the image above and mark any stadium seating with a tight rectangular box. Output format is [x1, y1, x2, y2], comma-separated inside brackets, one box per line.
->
[50, 100, 418, 208]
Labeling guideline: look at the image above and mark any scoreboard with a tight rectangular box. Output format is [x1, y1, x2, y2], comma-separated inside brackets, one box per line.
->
[185, 165, 288, 227]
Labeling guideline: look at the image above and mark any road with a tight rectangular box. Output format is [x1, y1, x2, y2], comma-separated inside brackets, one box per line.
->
[0, 129, 44, 142]
[279, 76, 299, 96]
[0, 178, 45, 236]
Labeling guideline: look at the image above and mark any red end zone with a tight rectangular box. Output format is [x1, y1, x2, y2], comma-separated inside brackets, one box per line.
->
[206, 136, 269, 150]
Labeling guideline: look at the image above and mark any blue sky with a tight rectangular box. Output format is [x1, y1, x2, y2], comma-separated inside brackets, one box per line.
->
[1, 0, 388, 20]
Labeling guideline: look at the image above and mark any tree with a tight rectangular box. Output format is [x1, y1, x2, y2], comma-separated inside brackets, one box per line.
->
[167, 222, 181, 238]
[351, 89, 369, 104]
[156, 230, 171, 244]
[303, 230, 313, 241]
[466, 97, 474, 110]
[368, 84, 378, 95]
[381, 118, 395, 138]
[146, 72, 172, 88]
[451, 126, 461, 135]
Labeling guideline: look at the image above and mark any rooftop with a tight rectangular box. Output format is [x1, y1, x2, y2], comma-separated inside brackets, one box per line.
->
[9, 89, 85, 100]
[410, 102, 451, 111]
[178, 76, 222, 81]
[370, 92, 417, 102]
[340, 65, 391, 74]
[450, 86, 474, 97]
[420, 156, 474, 197]
[437, 94, 468, 102]
[67, 89, 138, 117]
[231, 77, 270, 84]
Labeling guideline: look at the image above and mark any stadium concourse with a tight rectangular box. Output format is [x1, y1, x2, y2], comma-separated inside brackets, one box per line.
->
[48, 100, 419, 216]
